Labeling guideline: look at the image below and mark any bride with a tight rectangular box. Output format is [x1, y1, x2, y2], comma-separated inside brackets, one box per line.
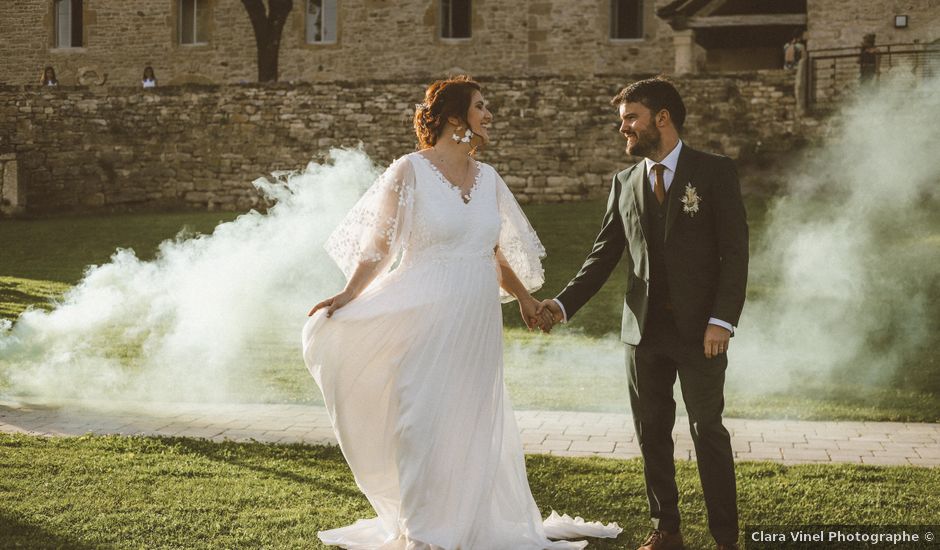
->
[302, 76, 621, 549]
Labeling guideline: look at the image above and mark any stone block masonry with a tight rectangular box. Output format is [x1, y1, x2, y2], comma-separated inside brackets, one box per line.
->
[0, 71, 814, 213]
[3, 0, 936, 90]
[0, 0, 675, 87]
[0, 153, 25, 216]
[807, 0, 938, 51]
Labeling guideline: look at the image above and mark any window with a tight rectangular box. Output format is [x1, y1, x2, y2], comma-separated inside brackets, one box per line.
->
[441, 0, 471, 39]
[54, 0, 83, 48]
[180, 0, 209, 45]
[306, 0, 337, 43]
[611, 0, 643, 40]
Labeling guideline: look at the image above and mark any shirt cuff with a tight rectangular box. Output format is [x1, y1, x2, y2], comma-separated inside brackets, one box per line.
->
[553, 298, 568, 323]
[708, 317, 734, 334]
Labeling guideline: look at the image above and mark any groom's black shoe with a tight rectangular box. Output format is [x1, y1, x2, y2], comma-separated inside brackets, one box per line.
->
[638, 529, 684, 550]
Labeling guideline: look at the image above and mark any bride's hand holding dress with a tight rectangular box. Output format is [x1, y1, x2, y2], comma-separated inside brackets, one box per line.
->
[308, 289, 354, 318]
[308, 258, 383, 318]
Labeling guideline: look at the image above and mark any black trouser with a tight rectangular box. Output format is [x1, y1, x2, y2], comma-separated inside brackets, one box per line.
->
[626, 309, 738, 544]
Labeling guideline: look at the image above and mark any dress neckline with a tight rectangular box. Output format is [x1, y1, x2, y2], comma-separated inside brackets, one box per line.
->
[414, 152, 482, 205]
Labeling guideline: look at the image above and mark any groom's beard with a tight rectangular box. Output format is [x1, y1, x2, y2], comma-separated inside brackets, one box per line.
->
[626, 125, 662, 158]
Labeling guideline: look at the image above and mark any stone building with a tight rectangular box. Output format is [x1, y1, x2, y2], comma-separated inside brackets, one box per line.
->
[1, 0, 673, 86]
[806, 0, 939, 51]
[1, 0, 936, 86]
[659, 0, 938, 73]
[0, 0, 937, 214]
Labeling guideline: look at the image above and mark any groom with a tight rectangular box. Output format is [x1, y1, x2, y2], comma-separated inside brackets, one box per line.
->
[537, 77, 748, 550]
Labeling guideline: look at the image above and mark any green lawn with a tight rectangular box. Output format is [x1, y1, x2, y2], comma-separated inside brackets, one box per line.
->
[1, 204, 938, 422]
[0, 211, 239, 283]
[0, 276, 70, 320]
[1, 434, 938, 549]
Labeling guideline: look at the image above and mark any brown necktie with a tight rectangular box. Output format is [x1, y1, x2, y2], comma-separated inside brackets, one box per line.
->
[652, 164, 666, 205]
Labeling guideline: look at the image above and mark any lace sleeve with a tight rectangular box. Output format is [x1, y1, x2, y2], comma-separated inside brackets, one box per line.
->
[324, 155, 416, 280]
[495, 168, 546, 303]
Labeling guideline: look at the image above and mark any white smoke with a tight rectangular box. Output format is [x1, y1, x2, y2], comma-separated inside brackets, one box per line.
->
[0, 148, 378, 403]
[730, 76, 940, 394]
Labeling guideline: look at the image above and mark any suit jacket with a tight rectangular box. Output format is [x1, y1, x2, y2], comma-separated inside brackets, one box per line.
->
[556, 144, 749, 345]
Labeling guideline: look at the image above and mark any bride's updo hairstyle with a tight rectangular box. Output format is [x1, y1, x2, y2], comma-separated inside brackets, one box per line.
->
[413, 75, 482, 150]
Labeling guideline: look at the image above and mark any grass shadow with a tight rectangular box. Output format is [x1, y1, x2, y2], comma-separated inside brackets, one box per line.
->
[0, 509, 98, 549]
[158, 436, 364, 500]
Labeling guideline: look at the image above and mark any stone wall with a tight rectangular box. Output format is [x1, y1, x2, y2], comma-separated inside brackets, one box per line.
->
[0, 0, 675, 87]
[0, 153, 25, 216]
[807, 0, 939, 51]
[0, 71, 813, 213]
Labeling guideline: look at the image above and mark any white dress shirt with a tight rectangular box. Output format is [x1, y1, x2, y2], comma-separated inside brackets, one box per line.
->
[554, 139, 734, 334]
[645, 139, 683, 194]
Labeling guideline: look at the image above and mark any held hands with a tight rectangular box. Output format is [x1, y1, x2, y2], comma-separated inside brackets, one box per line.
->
[532, 299, 564, 333]
[703, 324, 731, 358]
[518, 296, 559, 332]
[308, 289, 355, 318]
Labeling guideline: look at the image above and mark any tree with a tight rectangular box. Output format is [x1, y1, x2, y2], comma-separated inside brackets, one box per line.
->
[241, 0, 293, 82]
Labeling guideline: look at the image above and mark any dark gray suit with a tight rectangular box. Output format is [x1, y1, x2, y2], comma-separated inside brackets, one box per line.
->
[556, 144, 748, 345]
[556, 143, 748, 544]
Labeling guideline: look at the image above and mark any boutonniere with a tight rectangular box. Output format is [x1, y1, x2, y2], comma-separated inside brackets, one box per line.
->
[680, 184, 702, 217]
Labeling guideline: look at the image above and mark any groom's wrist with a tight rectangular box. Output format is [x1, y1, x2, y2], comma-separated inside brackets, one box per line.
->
[708, 317, 734, 334]
[552, 298, 568, 323]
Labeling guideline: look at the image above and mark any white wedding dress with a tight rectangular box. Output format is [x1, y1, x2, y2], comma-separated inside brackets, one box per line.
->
[302, 152, 621, 549]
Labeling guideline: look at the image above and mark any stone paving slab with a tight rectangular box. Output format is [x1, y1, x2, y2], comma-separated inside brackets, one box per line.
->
[1, 399, 938, 467]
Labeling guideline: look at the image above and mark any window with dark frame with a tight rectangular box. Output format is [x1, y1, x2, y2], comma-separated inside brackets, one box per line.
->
[54, 0, 83, 48]
[180, 0, 209, 45]
[306, 0, 338, 43]
[610, 0, 643, 40]
[441, 0, 471, 39]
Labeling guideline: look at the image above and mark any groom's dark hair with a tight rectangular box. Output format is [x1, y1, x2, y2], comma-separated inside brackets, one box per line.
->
[611, 77, 686, 131]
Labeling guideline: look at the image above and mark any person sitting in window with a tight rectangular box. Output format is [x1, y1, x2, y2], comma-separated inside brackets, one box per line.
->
[39, 66, 59, 87]
[783, 32, 804, 70]
[142, 66, 157, 88]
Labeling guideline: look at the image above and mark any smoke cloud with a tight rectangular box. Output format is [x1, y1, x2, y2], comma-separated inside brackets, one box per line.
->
[731, 76, 940, 395]
[0, 149, 378, 403]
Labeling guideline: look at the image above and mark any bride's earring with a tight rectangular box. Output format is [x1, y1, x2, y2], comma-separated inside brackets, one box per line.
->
[451, 126, 463, 143]
[461, 128, 473, 143]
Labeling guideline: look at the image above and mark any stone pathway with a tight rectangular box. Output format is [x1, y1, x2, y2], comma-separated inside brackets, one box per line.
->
[1, 399, 938, 466]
